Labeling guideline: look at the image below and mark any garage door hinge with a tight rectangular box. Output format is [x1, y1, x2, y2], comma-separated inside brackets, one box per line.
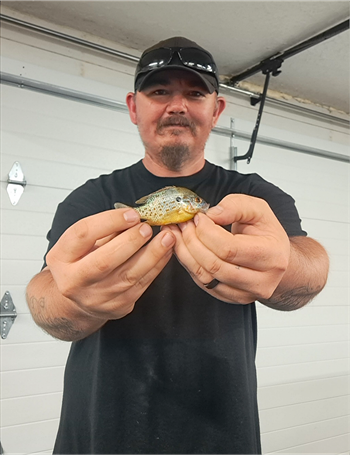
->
[7, 161, 27, 205]
[0, 292, 18, 339]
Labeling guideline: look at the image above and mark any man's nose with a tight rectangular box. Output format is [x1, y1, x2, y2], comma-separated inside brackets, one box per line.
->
[166, 94, 187, 114]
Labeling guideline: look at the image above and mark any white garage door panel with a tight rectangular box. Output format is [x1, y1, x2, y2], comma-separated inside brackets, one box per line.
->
[298, 196, 346, 222]
[1, 209, 54, 237]
[1, 367, 65, 400]
[257, 305, 348, 328]
[1, 314, 57, 344]
[262, 416, 349, 453]
[0, 185, 70, 215]
[260, 396, 348, 432]
[257, 358, 348, 387]
[0, 420, 60, 455]
[2, 84, 134, 136]
[1, 342, 70, 372]
[326, 269, 349, 289]
[238, 145, 350, 223]
[204, 134, 232, 168]
[2, 235, 47, 261]
[256, 341, 348, 368]
[235, 140, 348, 192]
[267, 433, 350, 454]
[305, 219, 348, 251]
[235, 115, 349, 152]
[2, 153, 115, 191]
[259, 324, 349, 348]
[2, 88, 144, 174]
[1, 35, 348, 453]
[2, 393, 63, 427]
[258, 375, 349, 409]
[1, 259, 42, 289]
[311, 285, 348, 307]
[1, 127, 144, 172]
[327, 254, 349, 273]
[262, 178, 346, 224]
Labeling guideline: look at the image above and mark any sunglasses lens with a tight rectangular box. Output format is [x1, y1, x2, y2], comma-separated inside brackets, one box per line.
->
[135, 47, 218, 91]
[137, 48, 172, 73]
[180, 49, 217, 73]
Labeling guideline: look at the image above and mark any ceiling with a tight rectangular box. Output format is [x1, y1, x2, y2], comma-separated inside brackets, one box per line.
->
[2, 1, 350, 114]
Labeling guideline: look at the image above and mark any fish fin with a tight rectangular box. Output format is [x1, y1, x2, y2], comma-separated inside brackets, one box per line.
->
[135, 186, 176, 204]
[114, 202, 130, 209]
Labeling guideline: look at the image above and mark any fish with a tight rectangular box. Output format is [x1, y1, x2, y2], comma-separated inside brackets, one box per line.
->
[114, 186, 210, 226]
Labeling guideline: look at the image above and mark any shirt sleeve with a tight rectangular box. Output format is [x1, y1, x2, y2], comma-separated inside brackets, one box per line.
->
[247, 173, 307, 237]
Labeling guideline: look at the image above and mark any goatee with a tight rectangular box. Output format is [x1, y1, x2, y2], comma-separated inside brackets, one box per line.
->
[160, 144, 190, 172]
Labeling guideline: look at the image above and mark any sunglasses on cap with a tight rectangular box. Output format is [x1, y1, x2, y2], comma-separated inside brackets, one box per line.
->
[135, 47, 218, 77]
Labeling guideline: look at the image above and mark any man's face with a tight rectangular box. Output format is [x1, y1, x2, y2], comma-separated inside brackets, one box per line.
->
[126, 70, 226, 172]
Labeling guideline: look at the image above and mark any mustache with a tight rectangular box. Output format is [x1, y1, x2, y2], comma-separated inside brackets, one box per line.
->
[157, 116, 196, 134]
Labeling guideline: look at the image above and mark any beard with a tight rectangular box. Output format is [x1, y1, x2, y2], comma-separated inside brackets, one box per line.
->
[159, 144, 191, 172]
[156, 116, 196, 171]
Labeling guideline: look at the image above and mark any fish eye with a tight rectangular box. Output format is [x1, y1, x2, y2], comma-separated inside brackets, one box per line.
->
[176, 196, 182, 202]
[194, 197, 201, 203]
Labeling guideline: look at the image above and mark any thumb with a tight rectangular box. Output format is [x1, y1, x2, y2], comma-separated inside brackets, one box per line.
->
[206, 194, 270, 227]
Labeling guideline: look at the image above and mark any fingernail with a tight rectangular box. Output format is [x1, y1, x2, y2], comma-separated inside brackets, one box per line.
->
[139, 223, 152, 238]
[161, 232, 175, 248]
[179, 222, 188, 232]
[123, 209, 139, 222]
[194, 215, 199, 226]
[207, 205, 223, 216]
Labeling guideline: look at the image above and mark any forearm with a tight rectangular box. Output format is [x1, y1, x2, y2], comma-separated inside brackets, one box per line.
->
[260, 236, 329, 311]
[26, 269, 107, 341]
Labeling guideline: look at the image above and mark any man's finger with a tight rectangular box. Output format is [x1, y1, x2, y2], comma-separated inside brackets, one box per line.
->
[49, 209, 141, 262]
[193, 214, 280, 270]
[206, 282, 259, 305]
[114, 230, 176, 291]
[165, 224, 214, 285]
[167, 225, 270, 298]
[75, 222, 154, 282]
[206, 194, 273, 231]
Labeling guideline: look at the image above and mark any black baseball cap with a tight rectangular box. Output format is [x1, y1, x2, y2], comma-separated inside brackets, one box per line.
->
[134, 36, 219, 94]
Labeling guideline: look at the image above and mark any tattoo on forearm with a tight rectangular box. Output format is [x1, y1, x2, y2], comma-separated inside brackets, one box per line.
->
[26, 293, 83, 340]
[27, 295, 45, 311]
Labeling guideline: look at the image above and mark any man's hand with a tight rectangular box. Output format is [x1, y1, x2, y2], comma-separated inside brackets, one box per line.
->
[164, 194, 328, 310]
[26, 208, 175, 340]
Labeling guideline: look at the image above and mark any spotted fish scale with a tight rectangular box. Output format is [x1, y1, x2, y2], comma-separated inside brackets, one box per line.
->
[137, 189, 181, 223]
[114, 186, 210, 226]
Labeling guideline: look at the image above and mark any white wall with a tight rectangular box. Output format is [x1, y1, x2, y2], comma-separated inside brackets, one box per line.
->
[0, 16, 349, 455]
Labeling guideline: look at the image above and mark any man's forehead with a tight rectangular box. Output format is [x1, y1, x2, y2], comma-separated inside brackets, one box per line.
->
[140, 70, 209, 92]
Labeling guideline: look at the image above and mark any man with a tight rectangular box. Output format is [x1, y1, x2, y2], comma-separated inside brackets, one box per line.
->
[26, 37, 329, 454]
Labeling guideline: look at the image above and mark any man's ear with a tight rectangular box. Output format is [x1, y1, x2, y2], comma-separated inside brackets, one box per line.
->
[126, 92, 137, 125]
[212, 96, 226, 128]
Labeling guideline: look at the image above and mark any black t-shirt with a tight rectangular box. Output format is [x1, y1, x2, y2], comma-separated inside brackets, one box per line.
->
[50, 160, 306, 454]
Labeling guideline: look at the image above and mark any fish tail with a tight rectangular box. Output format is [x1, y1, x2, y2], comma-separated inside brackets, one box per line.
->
[114, 202, 130, 209]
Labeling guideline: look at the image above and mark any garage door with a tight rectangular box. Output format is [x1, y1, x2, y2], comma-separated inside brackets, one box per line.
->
[1, 79, 349, 454]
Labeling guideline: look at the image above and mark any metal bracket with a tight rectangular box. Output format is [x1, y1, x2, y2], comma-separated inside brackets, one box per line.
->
[233, 69, 281, 164]
[0, 292, 18, 339]
[7, 161, 27, 205]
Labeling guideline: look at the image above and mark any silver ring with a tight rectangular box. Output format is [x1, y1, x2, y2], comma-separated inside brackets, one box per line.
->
[204, 279, 220, 289]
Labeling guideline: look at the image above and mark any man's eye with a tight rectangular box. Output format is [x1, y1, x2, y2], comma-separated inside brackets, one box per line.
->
[153, 89, 168, 96]
[189, 91, 205, 98]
